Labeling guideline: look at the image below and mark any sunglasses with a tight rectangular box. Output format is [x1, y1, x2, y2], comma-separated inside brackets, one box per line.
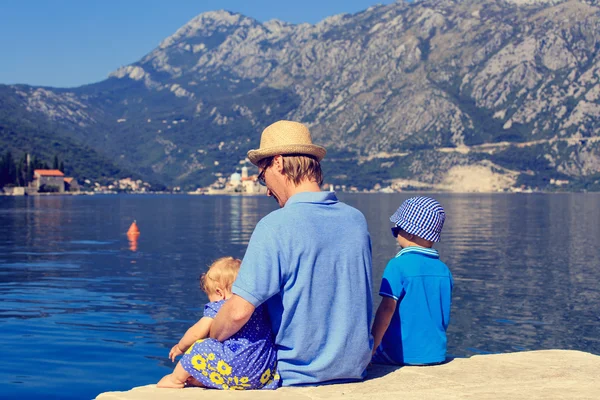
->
[256, 157, 274, 186]
[257, 168, 267, 186]
[391, 226, 402, 238]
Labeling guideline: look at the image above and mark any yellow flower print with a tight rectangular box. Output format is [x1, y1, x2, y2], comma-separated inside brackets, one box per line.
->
[186, 339, 205, 355]
[210, 372, 224, 386]
[217, 360, 232, 376]
[191, 355, 206, 371]
[222, 384, 229, 390]
[202, 370, 208, 376]
[240, 377, 249, 384]
[207, 353, 215, 361]
[265, 372, 280, 387]
[260, 368, 271, 384]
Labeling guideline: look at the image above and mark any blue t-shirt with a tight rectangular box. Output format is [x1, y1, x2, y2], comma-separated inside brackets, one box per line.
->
[232, 191, 373, 386]
[378, 247, 453, 365]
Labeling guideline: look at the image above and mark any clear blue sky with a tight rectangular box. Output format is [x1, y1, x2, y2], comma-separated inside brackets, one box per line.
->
[0, 0, 396, 88]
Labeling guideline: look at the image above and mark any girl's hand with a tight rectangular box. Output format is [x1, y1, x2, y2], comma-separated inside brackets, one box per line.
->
[169, 344, 184, 362]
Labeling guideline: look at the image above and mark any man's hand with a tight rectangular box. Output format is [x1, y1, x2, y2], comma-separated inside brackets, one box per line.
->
[169, 344, 184, 362]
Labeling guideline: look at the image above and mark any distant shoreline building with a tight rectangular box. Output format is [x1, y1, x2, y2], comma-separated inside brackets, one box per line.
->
[33, 169, 65, 193]
[206, 165, 266, 195]
[30, 169, 80, 194]
[240, 166, 262, 194]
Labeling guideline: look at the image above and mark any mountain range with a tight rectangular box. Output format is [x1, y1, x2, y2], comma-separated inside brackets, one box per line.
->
[1, 0, 600, 191]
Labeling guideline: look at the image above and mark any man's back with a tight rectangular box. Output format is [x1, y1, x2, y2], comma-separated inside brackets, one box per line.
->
[233, 191, 373, 385]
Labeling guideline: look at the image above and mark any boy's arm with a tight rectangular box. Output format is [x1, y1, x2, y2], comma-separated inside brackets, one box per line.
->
[371, 296, 397, 353]
[169, 316, 213, 361]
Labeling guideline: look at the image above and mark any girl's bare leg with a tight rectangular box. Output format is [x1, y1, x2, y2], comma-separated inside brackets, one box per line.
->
[157, 362, 192, 388]
[186, 376, 204, 387]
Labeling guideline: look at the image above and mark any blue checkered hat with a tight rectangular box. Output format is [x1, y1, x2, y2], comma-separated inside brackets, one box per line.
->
[390, 196, 445, 242]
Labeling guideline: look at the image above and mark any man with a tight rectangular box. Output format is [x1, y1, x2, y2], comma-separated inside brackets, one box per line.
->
[210, 120, 373, 386]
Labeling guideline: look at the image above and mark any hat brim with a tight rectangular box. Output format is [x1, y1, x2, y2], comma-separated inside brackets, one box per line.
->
[247, 144, 326, 165]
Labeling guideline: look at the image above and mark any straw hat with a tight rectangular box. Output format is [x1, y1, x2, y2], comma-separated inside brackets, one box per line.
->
[247, 120, 326, 165]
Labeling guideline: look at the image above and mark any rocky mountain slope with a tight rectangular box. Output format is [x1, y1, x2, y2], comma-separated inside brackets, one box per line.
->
[2, 0, 600, 191]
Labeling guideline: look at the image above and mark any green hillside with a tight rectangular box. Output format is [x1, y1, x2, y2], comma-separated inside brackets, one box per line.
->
[0, 85, 134, 183]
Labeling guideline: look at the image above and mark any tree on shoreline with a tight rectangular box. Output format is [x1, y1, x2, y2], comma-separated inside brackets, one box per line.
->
[0, 151, 16, 187]
[0, 151, 54, 188]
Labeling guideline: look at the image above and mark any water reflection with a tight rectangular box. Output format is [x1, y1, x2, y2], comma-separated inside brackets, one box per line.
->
[0, 193, 599, 400]
[128, 236, 138, 252]
[339, 193, 600, 357]
[227, 196, 265, 246]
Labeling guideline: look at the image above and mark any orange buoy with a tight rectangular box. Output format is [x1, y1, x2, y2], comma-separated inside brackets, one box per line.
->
[128, 238, 138, 252]
[127, 221, 140, 236]
[127, 221, 139, 252]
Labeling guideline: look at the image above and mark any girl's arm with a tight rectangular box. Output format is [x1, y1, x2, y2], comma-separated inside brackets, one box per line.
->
[371, 297, 397, 354]
[169, 316, 213, 362]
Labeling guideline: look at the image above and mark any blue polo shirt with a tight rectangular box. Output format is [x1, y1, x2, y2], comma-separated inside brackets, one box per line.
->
[378, 247, 453, 365]
[232, 191, 373, 386]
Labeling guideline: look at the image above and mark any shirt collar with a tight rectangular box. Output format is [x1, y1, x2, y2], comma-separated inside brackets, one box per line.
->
[285, 191, 338, 207]
[395, 246, 439, 259]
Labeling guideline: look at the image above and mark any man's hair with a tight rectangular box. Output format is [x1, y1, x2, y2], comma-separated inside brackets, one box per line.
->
[200, 256, 241, 295]
[257, 154, 323, 186]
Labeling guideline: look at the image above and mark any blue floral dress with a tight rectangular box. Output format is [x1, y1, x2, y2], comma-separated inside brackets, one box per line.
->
[180, 300, 280, 390]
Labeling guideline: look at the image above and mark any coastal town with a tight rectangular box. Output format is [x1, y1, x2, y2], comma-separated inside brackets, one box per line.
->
[0, 165, 264, 196]
[0, 164, 554, 196]
[0, 152, 569, 196]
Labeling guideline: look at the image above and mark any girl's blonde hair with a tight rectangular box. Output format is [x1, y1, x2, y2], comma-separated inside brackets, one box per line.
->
[200, 256, 241, 295]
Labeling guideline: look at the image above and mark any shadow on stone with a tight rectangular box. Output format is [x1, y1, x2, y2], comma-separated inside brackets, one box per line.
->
[365, 357, 456, 380]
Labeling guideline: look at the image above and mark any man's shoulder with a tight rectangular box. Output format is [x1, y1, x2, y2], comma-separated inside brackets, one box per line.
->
[256, 200, 368, 236]
[253, 207, 303, 236]
[257, 207, 289, 227]
[266, 199, 364, 217]
[335, 201, 368, 225]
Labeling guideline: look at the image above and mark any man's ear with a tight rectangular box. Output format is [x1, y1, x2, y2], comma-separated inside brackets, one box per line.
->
[272, 155, 284, 173]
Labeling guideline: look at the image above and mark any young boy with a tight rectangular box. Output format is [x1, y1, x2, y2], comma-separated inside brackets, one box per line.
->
[371, 196, 453, 365]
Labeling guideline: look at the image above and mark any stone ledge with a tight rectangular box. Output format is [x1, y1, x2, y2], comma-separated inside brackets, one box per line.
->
[96, 350, 600, 399]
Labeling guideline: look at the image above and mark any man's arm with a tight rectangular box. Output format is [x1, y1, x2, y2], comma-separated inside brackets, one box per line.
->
[210, 294, 256, 341]
[371, 296, 397, 353]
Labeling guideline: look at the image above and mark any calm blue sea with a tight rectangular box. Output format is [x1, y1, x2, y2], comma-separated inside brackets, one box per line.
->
[1, 193, 599, 399]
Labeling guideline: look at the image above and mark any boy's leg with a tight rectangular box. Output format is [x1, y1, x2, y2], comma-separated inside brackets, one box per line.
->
[157, 362, 194, 388]
[371, 344, 402, 365]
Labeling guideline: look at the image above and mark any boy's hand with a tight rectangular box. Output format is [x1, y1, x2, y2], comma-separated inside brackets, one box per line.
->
[169, 344, 184, 362]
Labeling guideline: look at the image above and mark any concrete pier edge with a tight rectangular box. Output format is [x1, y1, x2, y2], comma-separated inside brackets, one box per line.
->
[96, 350, 600, 400]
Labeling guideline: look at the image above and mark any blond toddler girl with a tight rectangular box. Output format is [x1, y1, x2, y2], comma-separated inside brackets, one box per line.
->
[157, 257, 279, 390]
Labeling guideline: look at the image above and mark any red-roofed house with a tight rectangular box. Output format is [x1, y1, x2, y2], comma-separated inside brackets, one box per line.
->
[64, 177, 80, 192]
[33, 169, 65, 193]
